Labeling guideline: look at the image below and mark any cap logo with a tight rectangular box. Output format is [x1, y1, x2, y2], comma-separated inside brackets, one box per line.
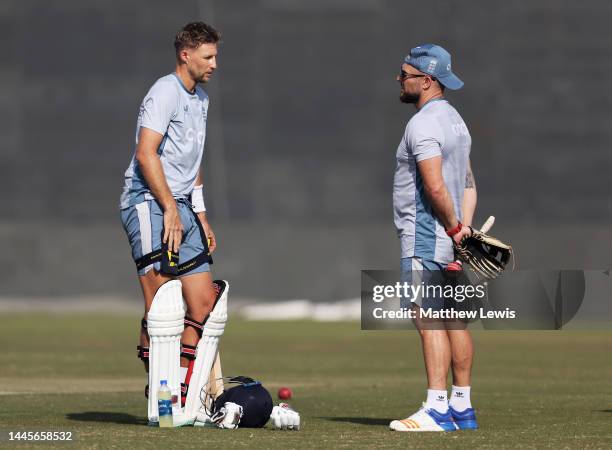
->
[427, 60, 437, 72]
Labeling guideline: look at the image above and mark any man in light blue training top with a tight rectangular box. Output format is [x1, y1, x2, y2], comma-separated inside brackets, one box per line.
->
[120, 22, 225, 410]
[389, 44, 479, 432]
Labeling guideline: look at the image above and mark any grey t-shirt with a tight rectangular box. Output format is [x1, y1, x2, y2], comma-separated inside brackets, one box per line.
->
[393, 99, 471, 264]
[120, 73, 209, 209]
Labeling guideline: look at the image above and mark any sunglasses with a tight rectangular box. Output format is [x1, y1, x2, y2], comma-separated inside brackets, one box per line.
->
[398, 70, 432, 81]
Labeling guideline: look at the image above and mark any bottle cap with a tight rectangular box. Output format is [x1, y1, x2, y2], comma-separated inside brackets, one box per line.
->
[160, 380, 167, 385]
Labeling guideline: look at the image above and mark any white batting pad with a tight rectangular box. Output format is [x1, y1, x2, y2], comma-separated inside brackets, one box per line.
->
[184, 280, 229, 421]
[147, 280, 185, 426]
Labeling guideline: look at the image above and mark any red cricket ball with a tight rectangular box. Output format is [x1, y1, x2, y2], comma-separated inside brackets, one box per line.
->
[278, 387, 293, 400]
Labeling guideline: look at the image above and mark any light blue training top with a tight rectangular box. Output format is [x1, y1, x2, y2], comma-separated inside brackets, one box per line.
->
[120, 73, 209, 209]
[393, 98, 471, 264]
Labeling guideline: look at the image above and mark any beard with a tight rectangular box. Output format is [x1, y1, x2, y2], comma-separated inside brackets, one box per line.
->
[195, 72, 208, 84]
[399, 89, 419, 104]
[188, 67, 210, 84]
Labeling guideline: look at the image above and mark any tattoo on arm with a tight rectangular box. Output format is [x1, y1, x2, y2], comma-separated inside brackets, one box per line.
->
[465, 167, 475, 189]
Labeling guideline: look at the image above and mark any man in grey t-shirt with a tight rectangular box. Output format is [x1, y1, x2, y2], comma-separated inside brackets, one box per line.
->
[119, 22, 227, 423]
[389, 45, 479, 432]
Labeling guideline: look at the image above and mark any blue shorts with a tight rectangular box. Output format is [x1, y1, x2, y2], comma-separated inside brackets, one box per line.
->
[400, 257, 449, 311]
[121, 199, 210, 276]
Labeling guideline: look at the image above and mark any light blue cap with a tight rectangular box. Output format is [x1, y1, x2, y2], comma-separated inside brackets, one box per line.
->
[404, 44, 464, 90]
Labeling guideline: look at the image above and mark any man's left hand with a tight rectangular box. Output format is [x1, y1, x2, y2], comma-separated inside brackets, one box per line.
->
[197, 212, 217, 253]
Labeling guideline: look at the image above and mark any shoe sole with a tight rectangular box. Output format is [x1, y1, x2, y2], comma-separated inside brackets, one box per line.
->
[390, 423, 457, 432]
[454, 419, 478, 430]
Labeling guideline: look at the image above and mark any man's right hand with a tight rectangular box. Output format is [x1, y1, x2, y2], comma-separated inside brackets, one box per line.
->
[163, 204, 184, 253]
[452, 225, 472, 245]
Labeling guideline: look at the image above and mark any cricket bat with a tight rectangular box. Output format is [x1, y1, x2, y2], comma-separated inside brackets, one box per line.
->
[206, 350, 224, 399]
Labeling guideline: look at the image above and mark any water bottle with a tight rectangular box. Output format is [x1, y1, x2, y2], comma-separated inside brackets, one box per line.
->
[158, 380, 173, 427]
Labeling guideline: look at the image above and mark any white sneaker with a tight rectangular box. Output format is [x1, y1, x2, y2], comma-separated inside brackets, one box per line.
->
[390, 403, 458, 432]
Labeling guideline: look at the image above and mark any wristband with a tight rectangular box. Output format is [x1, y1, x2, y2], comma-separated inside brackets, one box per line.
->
[191, 185, 206, 213]
[445, 221, 462, 237]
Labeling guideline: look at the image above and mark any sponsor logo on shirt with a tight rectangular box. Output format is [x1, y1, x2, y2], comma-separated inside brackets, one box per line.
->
[186, 128, 204, 145]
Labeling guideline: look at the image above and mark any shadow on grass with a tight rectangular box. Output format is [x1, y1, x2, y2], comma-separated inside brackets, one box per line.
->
[66, 412, 147, 425]
[321, 417, 392, 426]
[595, 409, 612, 413]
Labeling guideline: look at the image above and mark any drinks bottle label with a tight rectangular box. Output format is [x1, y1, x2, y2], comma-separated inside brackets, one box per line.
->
[158, 399, 172, 417]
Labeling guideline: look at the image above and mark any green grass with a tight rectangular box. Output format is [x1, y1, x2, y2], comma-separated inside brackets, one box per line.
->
[0, 314, 611, 449]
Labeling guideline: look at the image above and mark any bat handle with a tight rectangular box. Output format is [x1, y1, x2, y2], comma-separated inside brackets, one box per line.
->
[480, 216, 495, 234]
